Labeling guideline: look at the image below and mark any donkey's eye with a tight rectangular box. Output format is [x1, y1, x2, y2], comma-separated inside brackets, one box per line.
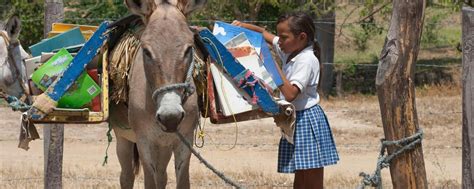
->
[143, 48, 153, 59]
[183, 46, 193, 64]
[143, 48, 153, 63]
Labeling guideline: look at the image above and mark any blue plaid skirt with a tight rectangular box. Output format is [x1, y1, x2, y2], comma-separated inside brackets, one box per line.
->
[278, 104, 339, 173]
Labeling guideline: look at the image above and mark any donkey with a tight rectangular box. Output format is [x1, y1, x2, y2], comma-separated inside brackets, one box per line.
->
[0, 2, 207, 188]
[110, 0, 207, 188]
[0, 16, 30, 100]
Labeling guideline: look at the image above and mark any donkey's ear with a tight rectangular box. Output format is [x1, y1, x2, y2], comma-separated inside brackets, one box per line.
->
[125, 0, 156, 22]
[179, 0, 207, 16]
[5, 16, 21, 40]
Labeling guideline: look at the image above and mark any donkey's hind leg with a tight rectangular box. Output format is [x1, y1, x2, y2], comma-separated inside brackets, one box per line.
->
[116, 135, 138, 189]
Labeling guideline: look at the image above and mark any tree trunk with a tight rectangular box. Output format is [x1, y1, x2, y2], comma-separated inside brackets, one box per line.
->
[315, 0, 335, 99]
[375, 0, 427, 188]
[462, 5, 474, 189]
[43, 1, 64, 189]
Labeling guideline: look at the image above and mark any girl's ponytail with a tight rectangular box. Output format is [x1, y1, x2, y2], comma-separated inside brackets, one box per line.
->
[314, 39, 322, 88]
[313, 39, 321, 61]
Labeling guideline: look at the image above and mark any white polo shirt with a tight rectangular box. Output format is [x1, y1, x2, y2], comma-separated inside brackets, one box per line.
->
[273, 37, 320, 111]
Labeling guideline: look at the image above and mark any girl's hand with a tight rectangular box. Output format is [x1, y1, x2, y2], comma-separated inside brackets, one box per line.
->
[189, 25, 207, 32]
[231, 20, 243, 27]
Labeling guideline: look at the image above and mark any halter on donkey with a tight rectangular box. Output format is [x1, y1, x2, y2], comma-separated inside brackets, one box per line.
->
[109, 0, 208, 188]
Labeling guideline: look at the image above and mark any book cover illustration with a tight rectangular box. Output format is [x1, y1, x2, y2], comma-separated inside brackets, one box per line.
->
[213, 21, 283, 87]
[225, 32, 277, 89]
[209, 63, 258, 116]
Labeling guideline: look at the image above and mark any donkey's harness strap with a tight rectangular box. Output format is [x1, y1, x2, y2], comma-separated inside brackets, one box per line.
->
[151, 48, 196, 103]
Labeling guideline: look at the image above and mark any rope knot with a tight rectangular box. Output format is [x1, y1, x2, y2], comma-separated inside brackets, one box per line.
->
[357, 129, 424, 189]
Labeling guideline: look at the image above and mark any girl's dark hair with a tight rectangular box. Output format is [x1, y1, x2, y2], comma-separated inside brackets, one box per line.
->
[277, 12, 321, 60]
[277, 12, 323, 90]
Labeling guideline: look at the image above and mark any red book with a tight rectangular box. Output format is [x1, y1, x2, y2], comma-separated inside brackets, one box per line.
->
[87, 69, 101, 112]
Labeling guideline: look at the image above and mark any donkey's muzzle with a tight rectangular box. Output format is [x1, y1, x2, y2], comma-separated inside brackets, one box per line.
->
[156, 109, 185, 132]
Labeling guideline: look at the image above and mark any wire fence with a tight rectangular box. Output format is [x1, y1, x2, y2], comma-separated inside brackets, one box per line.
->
[321, 62, 462, 68]
[20, 17, 380, 27]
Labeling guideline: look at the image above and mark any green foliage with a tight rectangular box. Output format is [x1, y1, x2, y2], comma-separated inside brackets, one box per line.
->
[192, 0, 278, 21]
[349, 26, 369, 51]
[351, 1, 389, 51]
[2, 0, 44, 48]
[63, 0, 129, 25]
[191, 1, 336, 31]
[427, 0, 473, 11]
[422, 8, 446, 47]
[421, 7, 462, 49]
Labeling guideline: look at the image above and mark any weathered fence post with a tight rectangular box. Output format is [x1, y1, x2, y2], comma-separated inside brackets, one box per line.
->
[43, 0, 64, 188]
[315, 0, 335, 99]
[375, 0, 428, 188]
[462, 5, 474, 189]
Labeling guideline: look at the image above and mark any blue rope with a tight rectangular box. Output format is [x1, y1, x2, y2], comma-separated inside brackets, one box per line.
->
[3, 95, 31, 112]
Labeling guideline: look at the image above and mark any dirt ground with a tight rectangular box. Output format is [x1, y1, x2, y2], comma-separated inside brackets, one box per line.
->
[0, 91, 462, 188]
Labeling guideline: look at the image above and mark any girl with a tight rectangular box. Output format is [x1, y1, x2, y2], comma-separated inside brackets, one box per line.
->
[233, 12, 339, 188]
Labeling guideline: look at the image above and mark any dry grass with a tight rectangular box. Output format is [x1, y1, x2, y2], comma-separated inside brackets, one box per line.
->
[1, 164, 460, 188]
[322, 83, 461, 128]
[1, 82, 462, 188]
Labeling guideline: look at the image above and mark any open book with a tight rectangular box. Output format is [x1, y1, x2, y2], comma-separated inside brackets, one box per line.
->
[213, 21, 283, 87]
[225, 32, 277, 89]
[209, 21, 283, 116]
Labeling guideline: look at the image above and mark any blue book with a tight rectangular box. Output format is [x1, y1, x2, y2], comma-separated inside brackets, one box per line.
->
[29, 27, 85, 57]
[213, 21, 283, 87]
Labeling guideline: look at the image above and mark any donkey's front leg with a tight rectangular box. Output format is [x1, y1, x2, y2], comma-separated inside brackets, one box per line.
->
[174, 133, 193, 189]
[137, 141, 173, 189]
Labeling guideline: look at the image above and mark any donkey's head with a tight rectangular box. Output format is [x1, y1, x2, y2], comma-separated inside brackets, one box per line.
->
[125, 0, 206, 132]
[0, 16, 30, 99]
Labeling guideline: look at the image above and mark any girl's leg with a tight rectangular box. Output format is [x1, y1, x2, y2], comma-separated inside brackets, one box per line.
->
[294, 168, 324, 189]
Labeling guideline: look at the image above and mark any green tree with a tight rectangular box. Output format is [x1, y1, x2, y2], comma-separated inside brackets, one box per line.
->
[63, 0, 129, 25]
[1, 0, 44, 48]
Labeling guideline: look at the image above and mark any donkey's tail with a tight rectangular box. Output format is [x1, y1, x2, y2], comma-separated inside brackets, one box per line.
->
[133, 144, 140, 176]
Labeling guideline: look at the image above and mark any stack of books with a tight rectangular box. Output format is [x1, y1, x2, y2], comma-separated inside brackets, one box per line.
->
[210, 21, 282, 116]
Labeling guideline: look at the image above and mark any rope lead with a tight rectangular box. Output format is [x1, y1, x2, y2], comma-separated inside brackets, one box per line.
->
[176, 132, 243, 189]
[357, 129, 424, 189]
[0, 92, 31, 112]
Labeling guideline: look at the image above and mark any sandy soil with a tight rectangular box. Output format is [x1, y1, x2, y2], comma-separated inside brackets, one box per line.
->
[0, 96, 461, 188]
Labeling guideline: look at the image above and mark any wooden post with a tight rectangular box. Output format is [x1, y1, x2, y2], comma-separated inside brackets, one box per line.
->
[315, 0, 335, 99]
[375, 0, 427, 188]
[462, 5, 474, 189]
[43, 1, 64, 188]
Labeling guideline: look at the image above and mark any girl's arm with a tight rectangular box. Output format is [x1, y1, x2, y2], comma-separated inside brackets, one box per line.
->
[231, 20, 276, 44]
[232, 21, 300, 101]
[274, 62, 300, 102]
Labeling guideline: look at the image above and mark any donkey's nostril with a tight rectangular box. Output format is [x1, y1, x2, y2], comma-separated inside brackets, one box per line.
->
[155, 113, 162, 123]
[158, 116, 162, 123]
[155, 110, 185, 132]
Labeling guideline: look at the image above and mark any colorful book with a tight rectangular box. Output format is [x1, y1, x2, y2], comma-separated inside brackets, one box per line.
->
[225, 32, 277, 89]
[31, 48, 101, 108]
[210, 63, 258, 116]
[199, 29, 280, 115]
[213, 21, 283, 87]
[29, 27, 85, 57]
